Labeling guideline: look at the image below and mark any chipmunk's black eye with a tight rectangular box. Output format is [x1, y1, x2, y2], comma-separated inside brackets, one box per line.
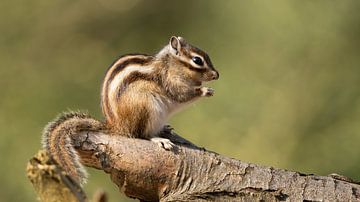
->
[192, 56, 204, 66]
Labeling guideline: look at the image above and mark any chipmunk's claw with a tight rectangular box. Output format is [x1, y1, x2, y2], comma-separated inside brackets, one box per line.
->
[150, 137, 175, 150]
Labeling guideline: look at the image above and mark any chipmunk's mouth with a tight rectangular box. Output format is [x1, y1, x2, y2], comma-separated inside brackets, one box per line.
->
[196, 81, 212, 89]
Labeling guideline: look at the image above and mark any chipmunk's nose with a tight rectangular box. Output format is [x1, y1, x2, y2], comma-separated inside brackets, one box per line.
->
[211, 70, 219, 80]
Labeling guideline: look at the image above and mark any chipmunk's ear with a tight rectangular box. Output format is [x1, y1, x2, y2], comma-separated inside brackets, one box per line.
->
[169, 36, 181, 55]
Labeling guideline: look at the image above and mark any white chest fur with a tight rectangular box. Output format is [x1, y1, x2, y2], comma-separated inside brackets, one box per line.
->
[146, 93, 170, 136]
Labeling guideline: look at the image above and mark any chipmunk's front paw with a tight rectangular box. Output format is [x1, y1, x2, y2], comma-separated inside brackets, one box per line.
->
[150, 137, 175, 150]
[161, 124, 174, 134]
[200, 87, 214, 97]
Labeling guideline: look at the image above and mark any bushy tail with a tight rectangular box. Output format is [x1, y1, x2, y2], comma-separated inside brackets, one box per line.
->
[42, 111, 104, 185]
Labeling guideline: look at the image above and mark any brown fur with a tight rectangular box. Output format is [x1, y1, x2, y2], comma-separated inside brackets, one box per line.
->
[101, 36, 219, 135]
[101, 55, 152, 124]
[110, 80, 164, 138]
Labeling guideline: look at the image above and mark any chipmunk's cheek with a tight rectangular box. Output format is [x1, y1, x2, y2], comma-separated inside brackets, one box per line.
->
[193, 80, 202, 87]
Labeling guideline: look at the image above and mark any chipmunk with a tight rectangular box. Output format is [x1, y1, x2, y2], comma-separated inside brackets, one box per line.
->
[42, 36, 219, 185]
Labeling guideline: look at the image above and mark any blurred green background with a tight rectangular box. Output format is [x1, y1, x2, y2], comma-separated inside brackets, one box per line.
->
[1, 0, 360, 201]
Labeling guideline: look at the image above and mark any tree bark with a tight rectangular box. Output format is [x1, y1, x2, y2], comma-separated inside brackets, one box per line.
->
[75, 131, 360, 201]
[28, 130, 360, 201]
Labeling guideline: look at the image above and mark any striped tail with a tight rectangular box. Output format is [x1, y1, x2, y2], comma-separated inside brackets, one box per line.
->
[42, 111, 104, 185]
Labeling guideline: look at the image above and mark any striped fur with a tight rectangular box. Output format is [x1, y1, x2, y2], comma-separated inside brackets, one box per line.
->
[42, 111, 104, 185]
[100, 36, 219, 139]
[101, 54, 153, 125]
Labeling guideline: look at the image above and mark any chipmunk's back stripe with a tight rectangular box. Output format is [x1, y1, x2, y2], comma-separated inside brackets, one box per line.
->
[108, 55, 153, 84]
[108, 65, 154, 119]
[102, 54, 153, 123]
[105, 53, 150, 74]
[116, 71, 156, 100]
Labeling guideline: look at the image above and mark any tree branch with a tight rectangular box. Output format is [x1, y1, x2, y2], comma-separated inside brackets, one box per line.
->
[69, 131, 360, 201]
[27, 130, 360, 201]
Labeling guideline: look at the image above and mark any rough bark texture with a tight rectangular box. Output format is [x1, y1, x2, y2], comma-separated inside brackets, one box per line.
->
[27, 150, 87, 202]
[28, 130, 360, 201]
[75, 131, 360, 201]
